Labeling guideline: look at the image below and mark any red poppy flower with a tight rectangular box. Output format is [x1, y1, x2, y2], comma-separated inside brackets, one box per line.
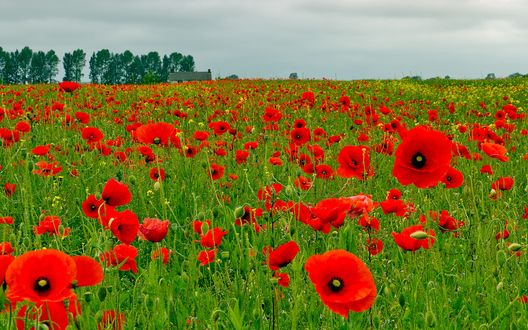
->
[336, 145, 372, 179]
[33, 160, 63, 176]
[208, 121, 231, 135]
[152, 247, 172, 265]
[15, 296, 80, 330]
[235, 149, 250, 164]
[442, 167, 464, 188]
[480, 164, 493, 175]
[15, 121, 31, 133]
[392, 126, 452, 188]
[197, 249, 217, 266]
[209, 164, 225, 181]
[32, 144, 52, 156]
[75, 111, 90, 124]
[149, 167, 165, 181]
[301, 91, 315, 107]
[357, 215, 380, 232]
[291, 127, 311, 146]
[262, 107, 282, 122]
[0, 128, 20, 146]
[392, 224, 436, 252]
[492, 177, 514, 191]
[264, 241, 300, 270]
[102, 178, 132, 207]
[365, 238, 383, 255]
[0, 216, 14, 225]
[269, 156, 283, 166]
[200, 228, 228, 248]
[6, 249, 77, 303]
[33, 215, 70, 237]
[109, 209, 139, 244]
[59, 81, 81, 93]
[100, 244, 138, 273]
[432, 210, 464, 232]
[82, 195, 106, 219]
[380, 199, 407, 217]
[192, 219, 212, 234]
[0, 254, 14, 285]
[138, 218, 170, 242]
[275, 272, 290, 288]
[315, 164, 334, 179]
[81, 127, 104, 144]
[4, 183, 16, 197]
[99, 310, 126, 330]
[305, 249, 376, 318]
[480, 142, 509, 162]
[386, 189, 402, 200]
[193, 130, 210, 141]
[294, 175, 312, 190]
[0, 242, 14, 255]
[293, 118, 307, 128]
[135, 122, 176, 146]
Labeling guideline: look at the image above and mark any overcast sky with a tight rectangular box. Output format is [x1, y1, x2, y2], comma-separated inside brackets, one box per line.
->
[1, 0, 527, 79]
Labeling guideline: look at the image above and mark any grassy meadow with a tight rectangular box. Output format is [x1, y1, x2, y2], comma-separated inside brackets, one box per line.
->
[1, 78, 528, 329]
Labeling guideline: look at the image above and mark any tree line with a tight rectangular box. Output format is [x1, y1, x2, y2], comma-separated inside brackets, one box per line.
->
[0, 46, 195, 84]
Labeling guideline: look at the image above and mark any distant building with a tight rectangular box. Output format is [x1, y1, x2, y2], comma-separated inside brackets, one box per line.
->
[168, 69, 212, 82]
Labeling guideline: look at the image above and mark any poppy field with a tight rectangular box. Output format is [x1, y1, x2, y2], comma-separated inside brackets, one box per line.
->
[1, 78, 528, 329]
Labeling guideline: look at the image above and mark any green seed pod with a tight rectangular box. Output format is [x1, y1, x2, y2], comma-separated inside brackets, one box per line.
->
[425, 310, 436, 328]
[97, 287, 107, 302]
[410, 230, 428, 240]
[399, 294, 405, 307]
[496, 250, 507, 266]
[233, 206, 246, 219]
[508, 243, 522, 252]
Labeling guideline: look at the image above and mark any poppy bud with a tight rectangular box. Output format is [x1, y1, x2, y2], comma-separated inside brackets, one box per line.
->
[221, 251, 230, 259]
[496, 250, 507, 265]
[425, 311, 436, 328]
[233, 206, 246, 219]
[410, 230, 428, 239]
[508, 243, 522, 252]
[496, 281, 503, 291]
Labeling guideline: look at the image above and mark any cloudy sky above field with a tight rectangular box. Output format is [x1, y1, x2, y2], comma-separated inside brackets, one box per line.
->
[1, 0, 527, 79]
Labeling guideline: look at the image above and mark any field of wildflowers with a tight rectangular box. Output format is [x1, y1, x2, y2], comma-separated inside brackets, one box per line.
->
[1, 78, 527, 329]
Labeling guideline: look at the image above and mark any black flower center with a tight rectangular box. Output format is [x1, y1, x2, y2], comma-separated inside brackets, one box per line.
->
[34, 276, 51, 295]
[153, 137, 161, 145]
[328, 277, 344, 293]
[90, 204, 97, 211]
[411, 152, 426, 169]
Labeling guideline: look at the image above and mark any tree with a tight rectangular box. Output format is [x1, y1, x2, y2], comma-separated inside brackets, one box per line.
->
[140, 51, 161, 83]
[508, 72, 523, 79]
[63, 53, 74, 81]
[4, 50, 20, 84]
[179, 55, 195, 72]
[169, 52, 183, 72]
[44, 50, 59, 83]
[18, 46, 33, 84]
[485, 73, 496, 80]
[89, 52, 98, 83]
[29, 51, 47, 83]
[0, 47, 6, 83]
[129, 55, 144, 84]
[119, 50, 135, 84]
[89, 49, 111, 84]
[289, 72, 298, 80]
[63, 49, 86, 82]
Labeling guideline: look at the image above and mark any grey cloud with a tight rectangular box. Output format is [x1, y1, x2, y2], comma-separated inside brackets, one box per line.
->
[1, 0, 527, 79]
